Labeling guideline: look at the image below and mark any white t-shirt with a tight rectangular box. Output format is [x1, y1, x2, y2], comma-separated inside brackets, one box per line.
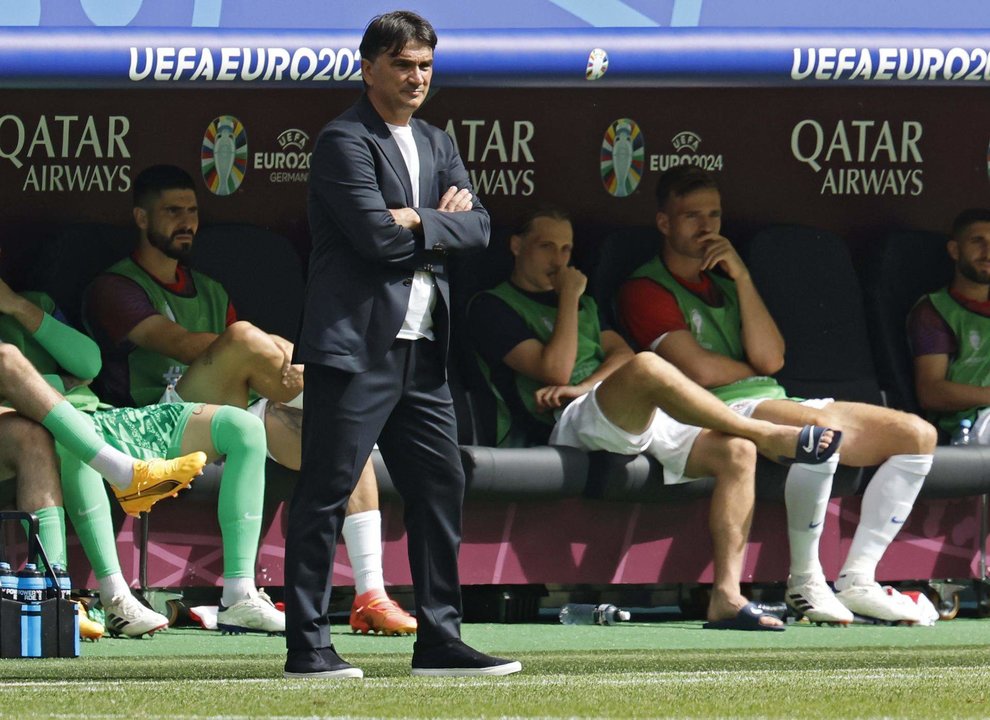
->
[387, 122, 436, 342]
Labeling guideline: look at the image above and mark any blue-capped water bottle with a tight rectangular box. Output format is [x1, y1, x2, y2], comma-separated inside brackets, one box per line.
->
[16, 563, 44, 657]
[559, 603, 631, 625]
[0, 562, 17, 601]
[45, 564, 71, 600]
[951, 418, 973, 446]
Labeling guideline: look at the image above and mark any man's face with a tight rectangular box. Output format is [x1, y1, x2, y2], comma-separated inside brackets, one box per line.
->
[136, 188, 198, 262]
[510, 216, 574, 292]
[951, 221, 990, 284]
[362, 41, 433, 124]
[657, 187, 723, 260]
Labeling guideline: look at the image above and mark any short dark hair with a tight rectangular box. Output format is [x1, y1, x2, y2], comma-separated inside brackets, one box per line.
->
[654, 165, 719, 210]
[359, 10, 437, 64]
[951, 208, 990, 239]
[514, 205, 571, 237]
[133, 165, 195, 209]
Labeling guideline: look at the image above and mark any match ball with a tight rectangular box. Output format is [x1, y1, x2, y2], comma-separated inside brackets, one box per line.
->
[586, 48, 609, 81]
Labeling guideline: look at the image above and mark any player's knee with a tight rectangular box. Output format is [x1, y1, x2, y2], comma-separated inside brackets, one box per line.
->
[902, 413, 938, 454]
[629, 352, 676, 388]
[220, 320, 275, 357]
[712, 435, 757, 478]
[210, 405, 267, 458]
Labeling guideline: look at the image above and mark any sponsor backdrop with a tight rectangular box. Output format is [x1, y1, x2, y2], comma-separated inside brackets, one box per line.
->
[0, 85, 987, 277]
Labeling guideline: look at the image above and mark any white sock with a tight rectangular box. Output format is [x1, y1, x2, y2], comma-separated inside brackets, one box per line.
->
[785, 454, 839, 580]
[835, 453, 933, 591]
[88, 446, 142, 491]
[98, 572, 132, 604]
[342, 509, 385, 596]
[221, 578, 258, 607]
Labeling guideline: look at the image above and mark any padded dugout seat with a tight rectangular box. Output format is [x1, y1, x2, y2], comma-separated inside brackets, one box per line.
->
[746, 226, 882, 407]
[192, 224, 305, 342]
[40, 223, 133, 329]
[862, 229, 990, 498]
[589, 225, 659, 342]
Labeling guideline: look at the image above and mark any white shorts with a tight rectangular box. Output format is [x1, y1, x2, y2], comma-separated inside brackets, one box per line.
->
[728, 395, 834, 418]
[160, 384, 266, 419]
[548, 383, 703, 485]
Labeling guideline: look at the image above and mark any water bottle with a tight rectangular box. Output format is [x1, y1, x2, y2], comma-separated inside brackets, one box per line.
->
[16, 563, 44, 603]
[951, 418, 973, 446]
[559, 603, 631, 625]
[16, 563, 44, 658]
[0, 562, 17, 601]
[46, 564, 71, 600]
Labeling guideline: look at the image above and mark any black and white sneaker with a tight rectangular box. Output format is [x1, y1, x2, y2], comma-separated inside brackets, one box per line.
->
[284, 646, 364, 679]
[103, 593, 169, 638]
[411, 639, 522, 677]
[787, 574, 854, 624]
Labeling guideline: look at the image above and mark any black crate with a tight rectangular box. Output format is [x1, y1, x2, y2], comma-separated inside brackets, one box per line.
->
[0, 511, 79, 658]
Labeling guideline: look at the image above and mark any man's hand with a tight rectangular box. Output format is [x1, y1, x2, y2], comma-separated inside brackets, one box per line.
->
[269, 334, 304, 391]
[700, 236, 748, 280]
[389, 207, 422, 230]
[552, 265, 587, 299]
[281, 360, 304, 391]
[437, 185, 473, 213]
[534, 384, 586, 412]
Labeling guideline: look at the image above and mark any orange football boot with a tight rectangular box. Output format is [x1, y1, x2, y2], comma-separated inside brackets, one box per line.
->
[349, 589, 417, 636]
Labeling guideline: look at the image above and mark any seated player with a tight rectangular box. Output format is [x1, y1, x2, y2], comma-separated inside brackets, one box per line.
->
[83, 165, 414, 636]
[908, 208, 990, 443]
[0, 281, 283, 637]
[618, 166, 937, 624]
[469, 207, 842, 631]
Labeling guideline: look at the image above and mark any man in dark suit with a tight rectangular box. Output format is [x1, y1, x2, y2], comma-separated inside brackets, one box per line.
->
[284, 11, 521, 679]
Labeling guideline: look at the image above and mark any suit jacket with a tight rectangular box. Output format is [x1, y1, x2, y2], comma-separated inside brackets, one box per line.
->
[296, 93, 490, 373]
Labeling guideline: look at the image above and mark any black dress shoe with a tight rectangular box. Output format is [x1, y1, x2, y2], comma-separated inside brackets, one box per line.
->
[411, 638, 522, 677]
[284, 645, 364, 679]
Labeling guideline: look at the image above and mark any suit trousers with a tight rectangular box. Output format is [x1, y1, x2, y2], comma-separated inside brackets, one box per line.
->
[284, 339, 465, 651]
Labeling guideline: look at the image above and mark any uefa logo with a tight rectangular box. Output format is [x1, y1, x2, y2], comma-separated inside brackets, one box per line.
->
[202, 115, 248, 196]
[601, 118, 644, 198]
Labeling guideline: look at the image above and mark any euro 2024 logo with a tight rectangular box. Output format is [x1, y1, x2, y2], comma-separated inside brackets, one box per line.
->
[601, 119, 644, 198]
[202, 115, 248, 196]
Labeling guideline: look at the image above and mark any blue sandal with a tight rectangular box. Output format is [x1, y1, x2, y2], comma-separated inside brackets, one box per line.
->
[703, 602, 786, 632]
[778, 425, 842, 465]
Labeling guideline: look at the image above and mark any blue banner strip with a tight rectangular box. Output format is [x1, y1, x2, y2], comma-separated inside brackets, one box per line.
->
[4, 27, 990, 87]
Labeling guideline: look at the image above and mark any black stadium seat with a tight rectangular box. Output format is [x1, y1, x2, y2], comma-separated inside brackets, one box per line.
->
[192, 224, 305, 342]
[589, 225, 658, 342]
[40, 223, 133, 329]
[746, 225, 882, 406]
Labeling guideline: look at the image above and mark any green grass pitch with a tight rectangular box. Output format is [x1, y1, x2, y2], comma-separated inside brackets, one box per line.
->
[1, 619, 989, 718]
